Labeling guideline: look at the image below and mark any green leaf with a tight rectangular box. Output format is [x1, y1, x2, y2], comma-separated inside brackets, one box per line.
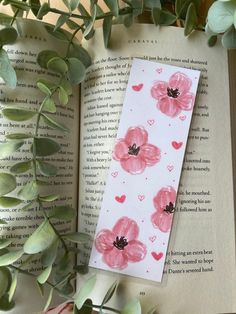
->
[41, 97, 56, 113]
[0, 267, 11, 298]
[73, 265, 89, 274]
[0, 197, 22, 208]
[130, 0, 143, 16]
[184, 2, 198, 36]
[60, 78, 73, 96]
[37, 50, 59, 69]
[0, 293, 15, 311]
[37, 80, 52, 96]
[0, 249, 23, 267]
[47, 57, 68, 75]
[58, 281, 74, 297]
[29, 0, 41, 17]
[37, 160, 58, 176]
[0, 49, 17, 88]
[53, 253, 71, 284]
[103, 16, 113, 48]
[18, 180, 38, 201]
[33, 137, 61, 156]
[6, 133, 32, 140]
[159, 10, 176, 25]
[175, 0, 188, 17]
[41, 239, 59, 267]
[37, 2, 50, 19]
[101, 281, 117, 306]
[0, 173, 16, 196]
[41, 114, 69, 132]
[62, 232, 91, 244]
[121, 299, 142, 314]
[10, 160, 32, 174]
[68, 44, 92, 68]
[0, 219, 7, 224]
[37, 265, 52, 284]
[0, 141, 24, 159]
[207, 35, 217, 47]
[66, 19, 80, 30]
[83, 4, 97, 38]
[70, 0, 80, 11]
[43, 288, 54, 312]
[147, 306, 158, 314]
[123, 14, 133, 27]
[152, 7, 161, 25]
[39, 194, 59, 202]
[104, 0, 119, 17]
[0, 27, 17, 45]
[144, 0, 161, 9]
[75, 298, 93, 314]
[0, 13, 12, 26]
[24, 220, 57, 254]
[67, 57, 86, 85]
[0, 239, 12, 249]
[74, 275, 96, 310]
[20, 200, 35, 212]
[58, 86, 69, 105]
[36, 282, 44, 297]
[45, 24, 69, 41]
[2, 108, 37, 122]
[8, 271, 18, 302]
[222, 25, 236, 48]
[49, 205, 76, 220]
[54, 14, 69, 32]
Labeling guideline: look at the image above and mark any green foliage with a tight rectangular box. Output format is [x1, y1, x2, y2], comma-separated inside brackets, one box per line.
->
[0, 49, 17, 88]
[33, 137, 61, 156]
[0, 250, 24, 267]
[49, 205, 76, 220]
[62, 232, 91, 244]
[2, 107, 37, 121]
[120, 299, 142, 314]
[74, 275, 96, 310]
[0, 173, 16, 196]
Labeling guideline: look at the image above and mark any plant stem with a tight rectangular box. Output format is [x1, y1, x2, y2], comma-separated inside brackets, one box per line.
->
[85, 303, 121, 313]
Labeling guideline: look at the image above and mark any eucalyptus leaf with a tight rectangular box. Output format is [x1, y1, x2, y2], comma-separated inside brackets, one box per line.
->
[41, 239, 59, 267]
[103, 16, 113, 48]
[68, 44, 92, 68]
[53, 253, 71, 284]
[70, 0, 80, 11]
[0, 293, 15, 311]
[184, 2, 198, 36]
[62, 232, 91, 244]
[0, 239, 12, 249]
[2, 108, 37, 122]
[47, 57, 68, 75]
[43, 288, 53, 312]
[73, 265, 89, 274]
[83, 4, 97, 38]
[58, 86, 69, 105]
[222, 26, 236, 48]
[123, 14, 133, 27]
[144, 0, 161, 9]
[160, 10, 176, 25]
[24, 220, 57, 254]
[37, 160, 58, 176]
[208, 35, 217, 47]
[54, 15, 69, 31]
[37, 265, 52, 284]
[18, 180, 38, 201]
[152, 7, 161, 25]
[37, 50, 59, 69]
[36, 282, 44, 297]
[49, 205, 76, 220]
[0, 13, 12, 26]
[60, 78, 73, 96]
[120, 299, 142, 314]
[45, 24, 69, 41]
[29, 0, 41, 17]
[0, 249, 24, 267]
[104, 0, 119, 17]
[74, 275, 96, 310]
[66, 19, 80, 30]
[37, 80, 52, 96]
[6, 133, 32, 140]
[37, 2, 50, 19]
[0, 141, 24, 159]
[75, 299, 93, 314]
[39, 194, 59, 202]
[0, 49, 17, 88]
[41, 113, 69, 132]
[33, 137, 61, 156]
[20, 201, 35, 212]
[67, 57, 86, 85]
[101, 281, 117, 306]
[0, 267, 11, 298]
[58, 281, 74, 297]
[0, 27, 18, 45]
[130, 0, 143, 16]
[0, 173, 16, 196]
[0, 197, 22, 208]
[10, 161, 32, 174]
[8, 271, 18, 302]
[41, 97, 56, 113]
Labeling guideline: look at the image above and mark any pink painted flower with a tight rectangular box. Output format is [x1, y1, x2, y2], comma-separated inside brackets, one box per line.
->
[113, 126, 161, 174]
[151, 186, 177, 233]
[95, 216, 147, 270]
[151, 72, 195, 118]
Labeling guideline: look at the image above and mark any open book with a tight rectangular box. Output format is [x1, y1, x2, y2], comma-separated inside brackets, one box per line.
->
[0, 20, 236, 314]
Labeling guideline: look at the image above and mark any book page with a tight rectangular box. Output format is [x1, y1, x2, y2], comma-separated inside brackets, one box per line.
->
[79, 24, 236, 313]
[0, 20, 79, 313]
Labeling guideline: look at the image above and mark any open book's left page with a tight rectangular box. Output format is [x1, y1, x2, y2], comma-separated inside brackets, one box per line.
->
[0, 20, 79, 313]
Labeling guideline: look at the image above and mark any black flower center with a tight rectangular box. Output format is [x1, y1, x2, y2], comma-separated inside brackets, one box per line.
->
[113, 236, 128, 250]
[128, 143, 140, 156]
[164, 202, 175, 214]
[167, 87, 180, 98]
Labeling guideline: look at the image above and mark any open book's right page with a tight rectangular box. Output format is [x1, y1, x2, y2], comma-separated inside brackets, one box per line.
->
[79, 24, 236, 314]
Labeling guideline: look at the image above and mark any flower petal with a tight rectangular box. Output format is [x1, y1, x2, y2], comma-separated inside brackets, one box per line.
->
[112, 216, 139, 241]
[124, 126, 148, 146]
[151, 211, 173, 233]
[157, 97, 181, 117]
[207, 1, 236, 33]
[95, 229, 115, 253]
[153, 186, 177, 212]
[103, 247, 128, 270]
[151, 81, 168, 100]
[169, 72, 192, 94]
[120, 156, 146, 174]
[113, 140, 129, 160]
[125, 240, 147, 262]
[140, 144, 161, 166]
[176, 92, 195, 111]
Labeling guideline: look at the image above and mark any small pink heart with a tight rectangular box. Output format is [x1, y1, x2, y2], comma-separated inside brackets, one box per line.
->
[138, 195, 145, 201]
[167, 165, 174, 172]
[156, 68, 162, 74]
[172, 141, 183, 150]
[147, 119, 155, 126]
[149, 236, 157, 243]
[132, 83, 143, 91]
[111, 171, 118, 178]
[115, 194, 126, 203]
[151, 251, 163, 261]
[179, 115, 186, 121]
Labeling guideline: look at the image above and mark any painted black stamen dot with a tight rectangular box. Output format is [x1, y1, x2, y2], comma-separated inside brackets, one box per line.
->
[128, 143, 140, 156]
[167, 87, 180, 98]
[164, 202, 175, 214]
[113, 236, 128, 250]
